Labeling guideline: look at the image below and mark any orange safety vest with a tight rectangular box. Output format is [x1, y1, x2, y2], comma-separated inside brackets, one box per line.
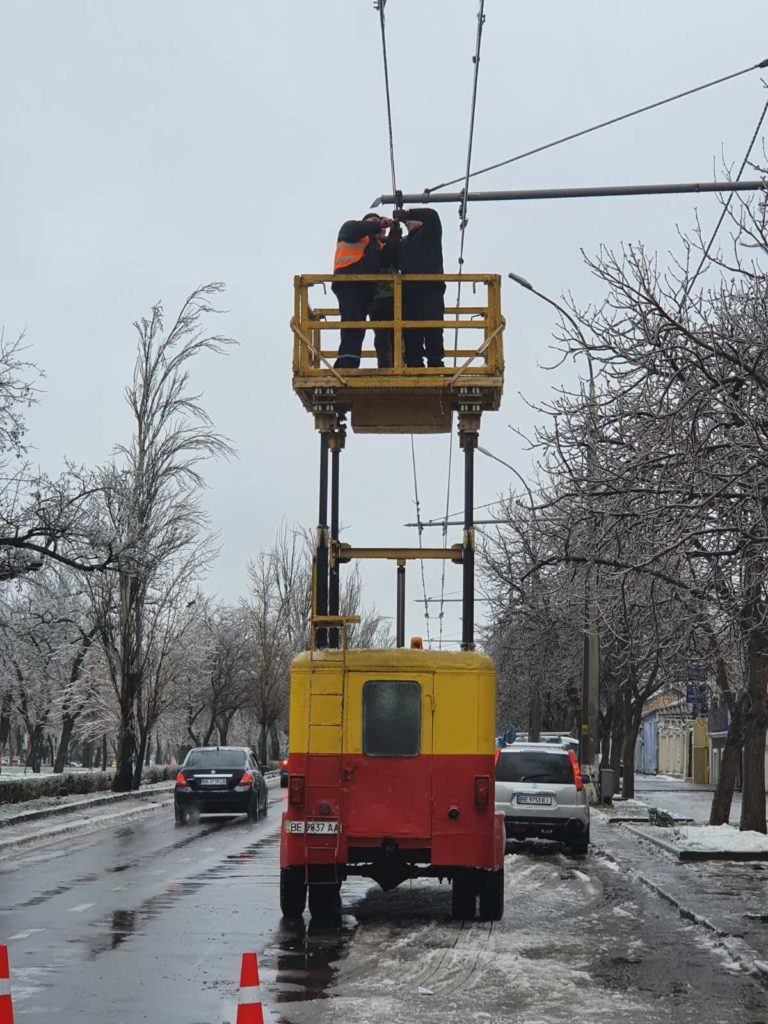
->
[333, 233, 383, 272]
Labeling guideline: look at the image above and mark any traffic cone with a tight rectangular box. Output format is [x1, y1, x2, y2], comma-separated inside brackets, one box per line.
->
[0, 945, 14, 1024]
[236, 952, 264, 1024]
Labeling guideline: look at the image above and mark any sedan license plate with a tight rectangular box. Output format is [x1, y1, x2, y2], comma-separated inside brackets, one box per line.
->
[200, 777, 226, 786]
[517, 794, 553, 806]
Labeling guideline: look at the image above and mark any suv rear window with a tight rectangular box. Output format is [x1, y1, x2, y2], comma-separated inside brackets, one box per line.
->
[496, 750, 573, 784]
[184, 749, 247, 769]
[363, 679, 421, 757]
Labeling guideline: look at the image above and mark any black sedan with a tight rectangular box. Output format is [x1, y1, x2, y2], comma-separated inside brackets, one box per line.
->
[174, 746, 269, 825]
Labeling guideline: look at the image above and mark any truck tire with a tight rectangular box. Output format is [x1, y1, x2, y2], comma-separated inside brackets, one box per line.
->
[478, 869, 504, 921]
[280, 867, 307, 918]
[308, 883, 342, 920]
[451, 871, 476, 921]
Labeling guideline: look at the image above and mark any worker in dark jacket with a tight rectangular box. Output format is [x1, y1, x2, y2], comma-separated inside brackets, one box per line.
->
[332, 213, 395, 369]
[398, 208, 445, 368]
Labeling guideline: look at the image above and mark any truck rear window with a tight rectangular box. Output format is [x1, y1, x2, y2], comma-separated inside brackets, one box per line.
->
[495, 750, 572, 784]
[362, 679, 421, 757]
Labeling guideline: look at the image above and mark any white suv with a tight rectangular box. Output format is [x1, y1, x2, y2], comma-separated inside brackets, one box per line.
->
[495, 742, 590, 854]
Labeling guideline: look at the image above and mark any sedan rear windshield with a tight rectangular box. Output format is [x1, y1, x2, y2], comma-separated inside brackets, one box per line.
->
[184, 749, 247, 769]
[496, 750, 573, 784]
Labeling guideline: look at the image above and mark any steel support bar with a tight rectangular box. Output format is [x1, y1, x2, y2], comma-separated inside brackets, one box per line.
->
[373, 180, 766, 206]
[462, 434, 476, 651]
[334, 544, 463, 563]
[328, 440, 341, 649]
[396, 562, 406, 648]
[315, 433, 329, 648]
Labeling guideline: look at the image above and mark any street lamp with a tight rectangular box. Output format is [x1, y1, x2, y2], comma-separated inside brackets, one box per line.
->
[507, 272, 601, 781]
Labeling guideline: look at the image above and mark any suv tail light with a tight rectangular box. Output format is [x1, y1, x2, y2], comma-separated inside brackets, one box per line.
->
[475, 775, 490, 806]
[289, 775, 305, 807]
[280, 758, 289, 769]
[568, 750, 584, 792]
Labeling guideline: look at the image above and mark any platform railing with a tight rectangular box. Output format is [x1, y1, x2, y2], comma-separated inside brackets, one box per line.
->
[291, 273, 504, 384]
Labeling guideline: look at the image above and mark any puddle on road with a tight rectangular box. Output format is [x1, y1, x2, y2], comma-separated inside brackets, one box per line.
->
[80, 832, 281, 960]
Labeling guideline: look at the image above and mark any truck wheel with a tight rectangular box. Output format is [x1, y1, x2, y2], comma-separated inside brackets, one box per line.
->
[308, 883, 342, 920]
[280, 867, 307, 918]
[478, 869, 504, 921]
[451, 871, 476, 921]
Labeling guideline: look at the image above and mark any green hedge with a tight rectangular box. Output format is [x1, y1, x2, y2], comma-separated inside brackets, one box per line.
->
[0, 765, 176, 805]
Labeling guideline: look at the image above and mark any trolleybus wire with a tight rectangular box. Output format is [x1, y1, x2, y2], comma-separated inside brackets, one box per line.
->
[438, 0, 488, 647]
[425, 57, 768, 194]
[375, 0, 400, 206]
[681, 92, 768, 303]
[410, 435, 432, 645]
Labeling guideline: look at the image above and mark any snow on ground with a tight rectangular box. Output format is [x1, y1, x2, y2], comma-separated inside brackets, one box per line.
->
[0, 780, 173, 824]
[658, 824, 768, 855]
[261, 845, 765, 1024]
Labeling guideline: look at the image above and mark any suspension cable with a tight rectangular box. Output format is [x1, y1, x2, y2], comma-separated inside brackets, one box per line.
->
[426, 57, 768, 194]
[681, 93, 768, 302]
[410, 436, 432, 645]
[375, 1, 400, 205]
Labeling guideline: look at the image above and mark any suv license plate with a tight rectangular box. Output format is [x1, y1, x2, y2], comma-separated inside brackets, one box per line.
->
[517, 794, 552, 806]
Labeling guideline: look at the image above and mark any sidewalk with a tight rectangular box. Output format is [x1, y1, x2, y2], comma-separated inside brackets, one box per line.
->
[593, 776, 768, 981]
[631, 774, 752, 825]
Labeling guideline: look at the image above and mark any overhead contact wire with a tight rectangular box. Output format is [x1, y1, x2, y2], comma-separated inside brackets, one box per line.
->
[410, 436, 432, 645]
[376, 0, 399, 201]
[426, 57, 768, 193]
[441, 1, 487, 648]
[682, 93, 768, 302]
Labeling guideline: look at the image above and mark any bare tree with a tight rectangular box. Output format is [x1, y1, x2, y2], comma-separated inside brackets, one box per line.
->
[90, 284, 234, 792]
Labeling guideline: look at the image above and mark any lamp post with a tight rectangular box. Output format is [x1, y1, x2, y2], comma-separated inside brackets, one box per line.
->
[507, 273, 601, 782]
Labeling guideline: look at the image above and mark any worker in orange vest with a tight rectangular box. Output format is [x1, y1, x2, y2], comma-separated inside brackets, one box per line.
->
[333, 213, 396, 368]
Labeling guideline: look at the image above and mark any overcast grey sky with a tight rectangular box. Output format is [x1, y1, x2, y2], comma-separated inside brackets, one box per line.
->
[2, 1, 767, 645]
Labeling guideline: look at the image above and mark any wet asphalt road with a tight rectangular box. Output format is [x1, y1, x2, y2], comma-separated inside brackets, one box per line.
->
[1, 783, 766, 1024]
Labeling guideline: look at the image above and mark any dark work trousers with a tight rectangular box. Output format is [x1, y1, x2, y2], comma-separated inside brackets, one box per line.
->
[403, 286, 445, 367]
[332, 281, 376, 368]
[370, 293, 394, 368]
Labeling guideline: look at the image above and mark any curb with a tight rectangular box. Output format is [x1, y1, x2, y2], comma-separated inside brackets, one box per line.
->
[622, 823, 768, 862]
[0, 797, 172, 858]
[593, 838, 768, 985]
[0, 783, 174, 829]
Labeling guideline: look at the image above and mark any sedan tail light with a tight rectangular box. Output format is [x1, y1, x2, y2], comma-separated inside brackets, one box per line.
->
[568, 750, 584, 792]
[475, 775, 490, 806]
[238, 771, 254, 785]
[289, 775, 305, 807]
[280, 758, 289, 769]
[175, 772, 191, 791]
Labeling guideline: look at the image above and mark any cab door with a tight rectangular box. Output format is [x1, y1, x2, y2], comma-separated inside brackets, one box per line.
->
[341, 673, 434, 839]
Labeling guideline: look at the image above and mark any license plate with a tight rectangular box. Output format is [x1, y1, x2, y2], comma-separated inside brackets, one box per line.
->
[284, 820, 340, 835]
[307, 820, 339, 834]
[200, 777, 226, 786]
[517, 794, 552, 806]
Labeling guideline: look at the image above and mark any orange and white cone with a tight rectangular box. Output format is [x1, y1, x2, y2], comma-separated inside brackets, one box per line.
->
[0, 945, 14, 1024]
[236, 952, 264, 1024]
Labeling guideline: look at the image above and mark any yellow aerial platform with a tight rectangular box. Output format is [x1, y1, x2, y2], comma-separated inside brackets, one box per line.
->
[291, 273, 504, 434]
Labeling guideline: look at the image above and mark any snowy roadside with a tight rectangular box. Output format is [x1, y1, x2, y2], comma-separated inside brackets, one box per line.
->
[0, 794, 173, 858]
[0, 773, 280, 859]
[592, 814, 768, 981]
[623, 822, 768, 862]
[0, 779, 174, 827]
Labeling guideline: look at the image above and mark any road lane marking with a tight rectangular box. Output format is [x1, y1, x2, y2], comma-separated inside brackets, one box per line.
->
[7, 929, 44, 941]
[67, 902, 96, 913]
